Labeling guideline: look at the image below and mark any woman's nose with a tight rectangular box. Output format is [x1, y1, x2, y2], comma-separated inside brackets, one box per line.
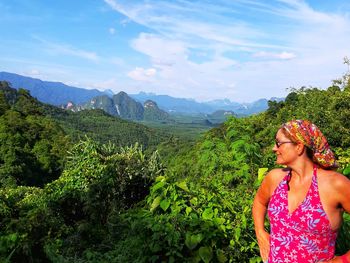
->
[272, 144, 278, 152]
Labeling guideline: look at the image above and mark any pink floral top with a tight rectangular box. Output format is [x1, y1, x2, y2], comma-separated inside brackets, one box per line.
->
[267, 167, 338, 263]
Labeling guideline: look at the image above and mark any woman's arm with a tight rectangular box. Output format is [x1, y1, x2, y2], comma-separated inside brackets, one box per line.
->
[252, 169, 281, 261]
[321, 173, 350, 263]
[336, 174, 350, 262]
[252, 193, 270, 261]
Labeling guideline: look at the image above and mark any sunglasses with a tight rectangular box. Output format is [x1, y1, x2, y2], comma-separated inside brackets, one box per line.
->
[275, 139, 294, 148]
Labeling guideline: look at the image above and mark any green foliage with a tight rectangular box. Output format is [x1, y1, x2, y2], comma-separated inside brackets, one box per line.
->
[0, 138, 164, 262]
[336, 213, 350, 255]
[0, 85, 70, 187]
[147, 121, 211, 142]
[264, 86, 350, 149]
[0, 92, 9, 115]
[0, 186, 59, 262]
[133, 173, 259, 262]
[0, 81, 17, 109]
[54, 109, 171, 149]
[98, 117, 263, 262]
[164, 117, 261, 186]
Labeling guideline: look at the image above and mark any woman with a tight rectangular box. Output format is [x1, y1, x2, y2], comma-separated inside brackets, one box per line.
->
[253, 120, 350, 263]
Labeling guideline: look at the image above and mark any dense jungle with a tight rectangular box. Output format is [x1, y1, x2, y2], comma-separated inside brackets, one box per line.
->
[1, 71, 350, 262]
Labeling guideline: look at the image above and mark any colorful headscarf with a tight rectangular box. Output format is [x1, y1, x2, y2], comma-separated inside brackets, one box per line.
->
[281, 120, 337, 169]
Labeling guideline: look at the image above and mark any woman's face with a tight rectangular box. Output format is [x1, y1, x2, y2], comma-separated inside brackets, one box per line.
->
[273, 129, 298, 165]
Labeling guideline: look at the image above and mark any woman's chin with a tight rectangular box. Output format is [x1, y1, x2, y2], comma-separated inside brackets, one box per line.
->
[275, 159, 284, 165]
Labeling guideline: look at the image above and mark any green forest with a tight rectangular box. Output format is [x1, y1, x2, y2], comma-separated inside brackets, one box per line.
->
[1, 70, 350, 263]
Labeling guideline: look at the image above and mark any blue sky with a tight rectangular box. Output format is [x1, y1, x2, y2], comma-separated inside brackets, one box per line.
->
[1, 0, 350, 102]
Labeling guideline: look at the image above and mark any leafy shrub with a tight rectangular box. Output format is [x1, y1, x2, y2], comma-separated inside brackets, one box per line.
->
[95, 118, 263, 263]
[0, 138, 164, 262]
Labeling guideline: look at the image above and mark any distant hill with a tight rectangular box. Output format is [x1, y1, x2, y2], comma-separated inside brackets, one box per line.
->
[143, 100, 170, 122]
[202, 98, 276, 116]
[131, 92, 283, 116]
[0, 81, 171, 148]
[204, 98, 241, 110]
[0, 71, 111, 105]
[83, 95, 118, 116]
[130, 92, 215, 114]
[63, 92, 171, 122]
[206, 110, 236, 124]
[112, 91, 144, 120]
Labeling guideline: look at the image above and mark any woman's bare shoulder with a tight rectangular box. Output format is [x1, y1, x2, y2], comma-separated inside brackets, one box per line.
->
[262, 168, 289, 194]
[319, 169, 350, 210]
[256, 168, 288, 202]
[265, 168, 289, 182]
[318, 169, 350, 192]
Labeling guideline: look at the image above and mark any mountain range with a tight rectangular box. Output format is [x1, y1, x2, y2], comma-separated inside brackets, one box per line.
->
[65, 92, 171, 122]
[0, 71, 283, 117]
[0, 71, 111, 106]
[129, 92, 284, 116]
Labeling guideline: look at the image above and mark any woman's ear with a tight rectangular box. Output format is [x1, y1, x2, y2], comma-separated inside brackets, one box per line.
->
[296, 142, 306, 156]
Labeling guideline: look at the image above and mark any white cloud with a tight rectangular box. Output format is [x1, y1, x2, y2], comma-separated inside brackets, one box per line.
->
[110, 57, 126, 67]
[131, 33, 188, 62]
[54, 45, 99, 61]
[127, 67, 157, 82]
[125, 32, 242, 100]
[65, 1, 350, 101]
[60, 46, 99, 61]
[109, 27, 116, 35]
[3, 1, 350, 103]
[253, 51, 296, 60]
[104, 0, 279, 51]
[120, 18, 130, 27]
[33, 36, 100, 62]
[27, 69, 41, 76]
[89, 78, 118, 90]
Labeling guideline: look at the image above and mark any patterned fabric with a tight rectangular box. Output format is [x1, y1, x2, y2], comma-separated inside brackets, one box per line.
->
[282, 120, 337, 169]
[267, 166, 338, 263]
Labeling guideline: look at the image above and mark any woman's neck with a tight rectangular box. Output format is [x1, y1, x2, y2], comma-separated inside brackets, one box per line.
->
[288, 158, 315, 181]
